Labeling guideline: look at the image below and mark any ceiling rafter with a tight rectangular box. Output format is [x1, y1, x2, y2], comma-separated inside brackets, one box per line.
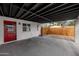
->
[23, 10, 52, 22]
[20, 3, 40, 18]
[45, 9, 79, 21]
[27, 3, 67, 20]
[0, 3, 78, 23]
[13, 4, 52, 22]
[0, 6, 4, 16]
[58, 9, 79, 15]
[39, 3, 67, 16]
[15, 3, 25, 17]
[24, 3, 53, 19]
[52, 6, 79, 16]
[9, 3, 13, 16]
[44, 4, 79, 16]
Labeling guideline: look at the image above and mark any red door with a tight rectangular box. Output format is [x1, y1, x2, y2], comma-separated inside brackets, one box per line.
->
[4, 20, 16, 42]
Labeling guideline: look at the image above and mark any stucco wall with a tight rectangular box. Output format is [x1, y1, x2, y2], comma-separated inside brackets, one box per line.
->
[0, 16, 41, 44]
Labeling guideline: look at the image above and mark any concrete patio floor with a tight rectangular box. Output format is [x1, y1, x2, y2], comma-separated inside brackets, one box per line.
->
[0, 35, 79, 56]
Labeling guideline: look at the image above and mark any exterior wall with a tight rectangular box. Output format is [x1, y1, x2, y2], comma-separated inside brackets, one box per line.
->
[75, 16, 79, 46]
[0, 16, 41, 44]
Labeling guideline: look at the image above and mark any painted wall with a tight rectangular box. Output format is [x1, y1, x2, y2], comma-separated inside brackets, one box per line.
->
[75, 16, 79, 46]
[0, 16, 41, 44]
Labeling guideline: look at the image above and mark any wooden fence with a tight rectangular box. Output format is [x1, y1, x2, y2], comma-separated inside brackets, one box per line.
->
[41, 26, 75, 37]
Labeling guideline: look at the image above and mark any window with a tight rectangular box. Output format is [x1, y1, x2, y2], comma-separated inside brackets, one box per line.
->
[23, 23, 27, 31]
[27, 24, 31, 31]
[22, 23, 31, 32]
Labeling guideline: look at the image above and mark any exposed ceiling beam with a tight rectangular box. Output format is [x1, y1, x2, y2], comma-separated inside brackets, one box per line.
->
[47, 9, 79, 20]
[59, 9, 79, 15]
[30, 3, 40, 10]
[39, 3, 67, 15]
[15, 3, 25, 17]
[9, 3, 13, 16]
[27, 3, 67, 20]
[23, 3, 53, 19]
[20, 3, 40, 18]
[44, 4, 78, 16]
[5, 4, 9, 16]
[15, 4, 52, 22]
[24, 10, 51, 22]
[0, 6, 4, 16]
[52, 6, 79, 16]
